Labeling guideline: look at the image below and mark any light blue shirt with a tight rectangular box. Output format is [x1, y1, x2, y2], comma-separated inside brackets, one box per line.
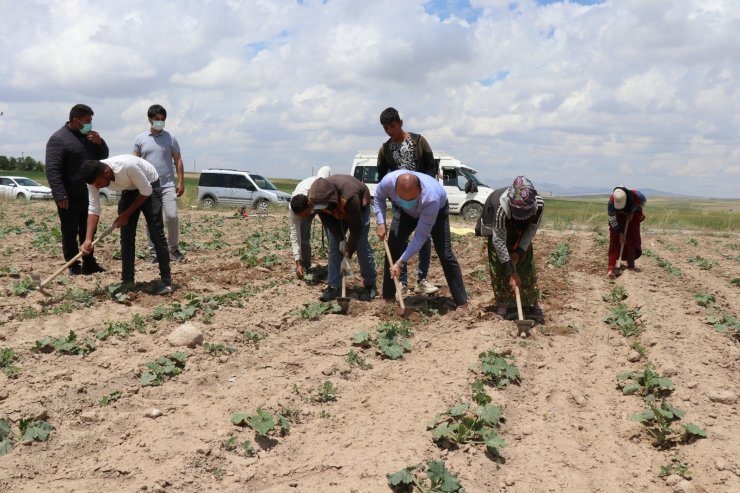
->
[374, 170, 448, 263]
[133, 130, 180, 188]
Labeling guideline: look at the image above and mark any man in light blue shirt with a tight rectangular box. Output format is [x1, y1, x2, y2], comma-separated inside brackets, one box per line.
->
[133, 104, 185, 262]
[374, 170, 468, 309]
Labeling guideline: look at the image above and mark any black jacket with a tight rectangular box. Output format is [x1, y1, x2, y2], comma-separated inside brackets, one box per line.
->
[377, 132, 438, 179]
[45, 124, 109, 201]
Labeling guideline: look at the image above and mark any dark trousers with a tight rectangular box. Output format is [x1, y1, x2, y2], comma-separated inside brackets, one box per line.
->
[384, 202, 467, 306]
[119, 181, 171, 284]
[393, 205, 432, 285]
[57, 196, 97, 267]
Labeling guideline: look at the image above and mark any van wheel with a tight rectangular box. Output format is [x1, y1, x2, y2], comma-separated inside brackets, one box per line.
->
[255, 198, 269, 213]
[461, 202, 483, 221]
[201, 196, 216, 209]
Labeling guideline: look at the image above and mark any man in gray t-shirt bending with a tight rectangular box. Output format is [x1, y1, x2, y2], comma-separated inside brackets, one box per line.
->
[133, 104, 185, 261]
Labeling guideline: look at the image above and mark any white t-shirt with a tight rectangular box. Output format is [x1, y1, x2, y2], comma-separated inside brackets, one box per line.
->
[88, 154, 159, 215]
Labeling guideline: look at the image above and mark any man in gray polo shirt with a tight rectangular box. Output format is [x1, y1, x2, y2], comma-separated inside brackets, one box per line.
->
[133, 104, 185, 262]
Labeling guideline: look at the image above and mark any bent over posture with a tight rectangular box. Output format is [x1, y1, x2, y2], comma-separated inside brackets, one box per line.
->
[80, 155, 172, 294]
[607, 186, 646, 276]
[476, 176, 544, 320]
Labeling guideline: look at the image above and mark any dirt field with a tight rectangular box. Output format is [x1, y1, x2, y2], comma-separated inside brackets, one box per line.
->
[1, 200, 738, 493]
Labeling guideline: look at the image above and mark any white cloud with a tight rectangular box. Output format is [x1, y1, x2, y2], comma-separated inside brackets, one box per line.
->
[0, 0, 738, 197]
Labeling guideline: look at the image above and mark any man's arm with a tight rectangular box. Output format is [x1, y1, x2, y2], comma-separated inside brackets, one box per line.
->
[373, 175, 392, 239]
[92, 135, 109, 159]
[45, 135, 68, 206]
[289, 209, 304, 276]
[399, 200, 439, 262]
[173, 152, 185, 196]
[81, 213, 101, 255]
[416, 135, 437, 177]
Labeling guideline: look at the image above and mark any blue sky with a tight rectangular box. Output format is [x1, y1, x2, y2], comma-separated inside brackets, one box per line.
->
[1, 0, 738, 197]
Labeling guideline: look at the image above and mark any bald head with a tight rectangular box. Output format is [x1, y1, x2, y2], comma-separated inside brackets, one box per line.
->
[395, 173, 421, 200]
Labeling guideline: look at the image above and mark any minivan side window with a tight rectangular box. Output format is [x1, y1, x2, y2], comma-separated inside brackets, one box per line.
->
[200, 173, 231, 188]
[231, 174, 256, 191]
[354, 166, 379, 184]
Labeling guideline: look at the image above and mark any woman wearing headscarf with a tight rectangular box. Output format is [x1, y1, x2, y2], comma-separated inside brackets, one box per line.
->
[607, 186, 647, 276]
[476, 176, 545, 321]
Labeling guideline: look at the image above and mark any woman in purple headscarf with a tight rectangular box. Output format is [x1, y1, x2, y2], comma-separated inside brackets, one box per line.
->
[476, 176, 545, 321]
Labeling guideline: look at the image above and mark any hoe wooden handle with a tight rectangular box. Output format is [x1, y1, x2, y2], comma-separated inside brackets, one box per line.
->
[40, 225, 116, 288]
[514, 285, 524, 321]
[382, 237, 405, 311]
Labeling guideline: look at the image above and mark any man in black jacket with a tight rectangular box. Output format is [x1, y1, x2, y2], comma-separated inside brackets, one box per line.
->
[45, 104, 109, 275]
[376, 107, 439, 295]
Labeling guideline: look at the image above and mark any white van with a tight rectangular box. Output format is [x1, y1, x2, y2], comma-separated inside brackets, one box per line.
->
[350, 151, 494, 220]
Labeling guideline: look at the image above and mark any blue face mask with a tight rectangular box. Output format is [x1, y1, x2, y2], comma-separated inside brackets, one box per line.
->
[397, 197, 417, 209]
[80, 122, 92, 134]
[151, 120, 165, 131]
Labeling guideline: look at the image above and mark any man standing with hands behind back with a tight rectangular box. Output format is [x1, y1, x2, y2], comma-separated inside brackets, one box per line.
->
[133, 104, 186, 262]
[45, 103, 109, 275]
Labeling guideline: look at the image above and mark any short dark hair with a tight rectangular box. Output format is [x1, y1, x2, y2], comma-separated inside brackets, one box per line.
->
[147, 104, 167, 119]
[80, 160, 106, 184]
[290, 194, 310, 214]
[69, 104, 94, 121]
[379, 107, 401, 125]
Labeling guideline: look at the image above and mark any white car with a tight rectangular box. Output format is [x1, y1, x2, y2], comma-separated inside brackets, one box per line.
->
[0, 176, 53, 201]
[350, 151, 494, 220]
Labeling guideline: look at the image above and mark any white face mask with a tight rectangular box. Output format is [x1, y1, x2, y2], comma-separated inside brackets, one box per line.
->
[151, 120, 165, 131]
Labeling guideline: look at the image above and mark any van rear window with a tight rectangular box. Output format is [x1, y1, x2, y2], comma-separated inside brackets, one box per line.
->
[354, 166, 379, 184]
[199, 173, 232, 188]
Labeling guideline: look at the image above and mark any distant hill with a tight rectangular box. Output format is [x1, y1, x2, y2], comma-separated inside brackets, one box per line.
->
[480, 178, 689, 198]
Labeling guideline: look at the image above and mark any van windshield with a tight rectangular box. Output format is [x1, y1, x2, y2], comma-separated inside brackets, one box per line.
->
[459, 168, 488, 188]
[249, 174, 278, 191]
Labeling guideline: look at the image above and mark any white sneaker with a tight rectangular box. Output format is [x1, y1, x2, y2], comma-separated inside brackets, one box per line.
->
[399, 284, 410, 296]
[416, 279, 439, 294]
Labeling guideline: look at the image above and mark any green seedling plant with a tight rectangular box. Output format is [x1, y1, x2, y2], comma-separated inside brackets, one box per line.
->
[1, 348, 21, 379]
[243, 330, 266, 348]
[659, 456, 692, 479]
[32, 331, 96, 356]
[477, 350, 521, 388]
[294, 301, 342, 320]
[706, 312, 740, 340]
[686, 238, 698, 246]
[731, 278, 740, 287]
[1, 417, 55, 456]
[0, 265, 19, 278]
[469, 268, 488, 282]
[140, 352, 188, 386]
[427, 400, 506, 460]
[616, 363, 673, 398]
[631, 341, 649, 360]
[644, 249, 683, 276]
[106, 283, 131, 304]
[548, 241, 571, 267]
[604, 303, 643, 337]
[345, 349, 373, 370]
[230, 406, 296, 438]
[351, 321, 414, 360]
[204, 342, 236, 356]
[687, 255, 717, 270]
[602, 285, 628, 303]
[10, 277, 35, 296]
[387, 460, 467, 493]
[222, 436, 256, 457]
[313, 380, 338, 403]
[99, 391, 122, 406]
[96, 320, 133, 340]
[631, 398, 706, 448]
[693, 292, 715, 307]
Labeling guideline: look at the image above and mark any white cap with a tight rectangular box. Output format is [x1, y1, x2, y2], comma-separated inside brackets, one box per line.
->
[317, 166, 332, 178]
[613, 188, 627, 210]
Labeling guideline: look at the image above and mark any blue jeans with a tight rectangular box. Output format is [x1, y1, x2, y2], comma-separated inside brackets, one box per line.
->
[119, 181, 171, 284]
[327, 206, 377, 289]
[393, 205, 431, 285]
[384, 202, 467, 306]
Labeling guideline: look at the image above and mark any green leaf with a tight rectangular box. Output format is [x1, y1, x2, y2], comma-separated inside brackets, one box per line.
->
[682, 423, 707, 439]
[431, 423, 450, 442]
[427, 460, 464, 492]
[0, 419, 12, 440]
[350, 331, 372, 347]
[0, 438, 14, 456]
[386, 465, 416, 486]
[631, 409, 655, 423]
[140, 372, 160, 387]
[248, 408, 275, 437]
[476, 404, 503, 425]
[230, 413, 249, 426]
[449, 402, 469, 417]
[19, 419, 54, 442]
[482, 430, 506, 452]
[622, 383, 641, 395]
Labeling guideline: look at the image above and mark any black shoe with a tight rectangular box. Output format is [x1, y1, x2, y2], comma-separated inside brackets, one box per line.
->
[170, 250, 185, 262]
[68, 264, 82, 276]
[319, 286, 341, 302]
[359, 285, 376, 302]
[82, 261, 106, 275]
